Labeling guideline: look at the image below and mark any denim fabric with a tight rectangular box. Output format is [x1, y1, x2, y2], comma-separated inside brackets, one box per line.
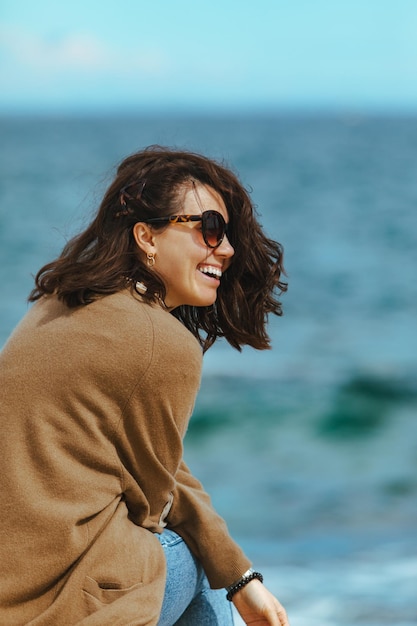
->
[156, 529, 234, 626]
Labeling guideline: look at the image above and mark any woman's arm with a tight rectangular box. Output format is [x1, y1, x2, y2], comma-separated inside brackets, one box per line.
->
[168, 462, 290, 625]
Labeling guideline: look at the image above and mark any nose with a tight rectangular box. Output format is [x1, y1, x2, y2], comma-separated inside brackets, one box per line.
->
[215, 233, 234, 258]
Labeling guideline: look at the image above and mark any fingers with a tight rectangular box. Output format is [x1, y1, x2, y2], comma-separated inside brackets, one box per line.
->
[267, 597, 289, 626]
[271, 603, 289, 626]
[277, 603, 290, 626]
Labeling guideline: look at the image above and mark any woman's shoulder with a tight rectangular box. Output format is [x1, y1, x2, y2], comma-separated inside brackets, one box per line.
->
[98, 290, 203, 383]
[13, 290, 202, 371]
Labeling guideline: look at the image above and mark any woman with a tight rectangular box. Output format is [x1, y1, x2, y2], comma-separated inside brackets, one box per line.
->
[0, 146, 289, 625]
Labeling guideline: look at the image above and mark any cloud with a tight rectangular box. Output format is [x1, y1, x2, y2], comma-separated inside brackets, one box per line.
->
[0, 26, 165, 76]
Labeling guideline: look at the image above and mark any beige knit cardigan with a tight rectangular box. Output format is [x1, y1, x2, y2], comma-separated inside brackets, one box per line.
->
[0, 290, 250, 625]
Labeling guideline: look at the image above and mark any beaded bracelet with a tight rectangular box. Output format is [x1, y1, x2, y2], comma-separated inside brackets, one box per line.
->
[225, 568, 264, 601]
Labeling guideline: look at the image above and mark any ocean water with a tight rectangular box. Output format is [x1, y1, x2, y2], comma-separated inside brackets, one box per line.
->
[1, 114, 416, 624]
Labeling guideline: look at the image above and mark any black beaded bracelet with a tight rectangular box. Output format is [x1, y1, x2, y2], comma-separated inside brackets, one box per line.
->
[225, 569, 264, 601]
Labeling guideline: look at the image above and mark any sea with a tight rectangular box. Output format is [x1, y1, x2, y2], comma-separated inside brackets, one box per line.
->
[1, 113, 416, 625]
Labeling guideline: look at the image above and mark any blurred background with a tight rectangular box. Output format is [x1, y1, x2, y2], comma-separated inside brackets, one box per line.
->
[1, 1, 417, 624]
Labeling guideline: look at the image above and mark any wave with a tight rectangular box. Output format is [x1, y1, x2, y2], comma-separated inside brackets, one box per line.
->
[317, 374, 417, 438]
[189, 372, 417, 440]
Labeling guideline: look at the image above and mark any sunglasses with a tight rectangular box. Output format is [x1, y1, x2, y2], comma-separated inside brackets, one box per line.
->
[144, 210, 229, 249]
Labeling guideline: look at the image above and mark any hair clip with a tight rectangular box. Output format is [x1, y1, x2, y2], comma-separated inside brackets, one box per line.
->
[115, 181, 146, 218]
[120, 181, 146, 204]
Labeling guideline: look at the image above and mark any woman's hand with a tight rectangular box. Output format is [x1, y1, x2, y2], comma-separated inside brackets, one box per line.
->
[232, 578, 290, 626]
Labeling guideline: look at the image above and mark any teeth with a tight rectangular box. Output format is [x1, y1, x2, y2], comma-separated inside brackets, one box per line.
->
[199, 265, 222, 278]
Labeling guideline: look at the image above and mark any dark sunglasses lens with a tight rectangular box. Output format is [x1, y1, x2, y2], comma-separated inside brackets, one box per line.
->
[203, 211, 225, 247]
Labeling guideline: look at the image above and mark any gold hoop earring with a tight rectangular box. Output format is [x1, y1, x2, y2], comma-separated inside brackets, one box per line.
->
[147, 253, 155, 267]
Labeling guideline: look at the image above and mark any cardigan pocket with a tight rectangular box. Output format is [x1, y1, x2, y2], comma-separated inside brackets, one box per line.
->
[82, 575, 144, 611]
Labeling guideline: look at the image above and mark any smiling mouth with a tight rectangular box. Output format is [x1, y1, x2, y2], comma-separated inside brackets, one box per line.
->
[198, 265, 222, 279]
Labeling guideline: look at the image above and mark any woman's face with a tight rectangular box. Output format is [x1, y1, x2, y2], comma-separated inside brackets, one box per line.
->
[139, 184, 235, 310]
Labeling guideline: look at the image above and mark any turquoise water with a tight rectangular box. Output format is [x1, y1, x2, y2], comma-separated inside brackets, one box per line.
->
[1, 114, 416, 624]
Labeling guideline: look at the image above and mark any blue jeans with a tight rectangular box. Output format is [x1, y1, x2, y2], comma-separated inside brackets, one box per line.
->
[156, 529, 234, 626]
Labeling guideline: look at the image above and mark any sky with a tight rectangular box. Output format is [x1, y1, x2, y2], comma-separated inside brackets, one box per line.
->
[1, 0, 417, 114]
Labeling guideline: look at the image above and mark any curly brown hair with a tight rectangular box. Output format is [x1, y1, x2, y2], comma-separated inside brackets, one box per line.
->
[29, 146, 287, 351]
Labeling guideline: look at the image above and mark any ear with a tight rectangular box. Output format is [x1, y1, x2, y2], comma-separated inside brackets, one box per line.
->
[132, 222, 157, 256]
